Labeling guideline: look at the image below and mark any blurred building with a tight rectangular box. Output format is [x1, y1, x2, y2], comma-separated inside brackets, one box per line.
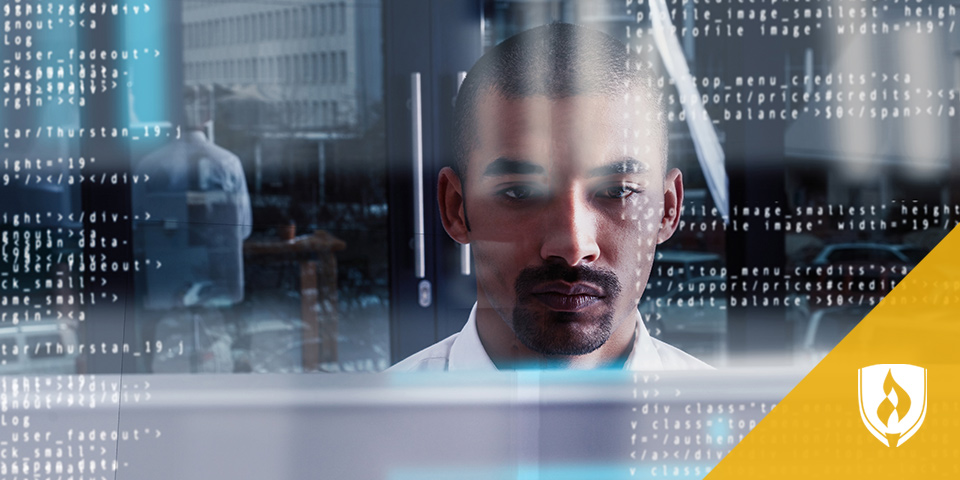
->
[178, 0, 386, 235]
[182, 0, 382, 132]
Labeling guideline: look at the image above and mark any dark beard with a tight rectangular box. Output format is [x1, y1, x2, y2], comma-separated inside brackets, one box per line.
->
[511, 262, 623, 356]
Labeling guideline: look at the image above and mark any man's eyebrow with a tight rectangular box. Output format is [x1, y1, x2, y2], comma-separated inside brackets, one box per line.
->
[587, 158, 649, 178]
[482, 157, 546, 176]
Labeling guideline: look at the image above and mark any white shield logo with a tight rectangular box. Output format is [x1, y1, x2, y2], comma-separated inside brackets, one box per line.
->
[858, 364, 927, 447]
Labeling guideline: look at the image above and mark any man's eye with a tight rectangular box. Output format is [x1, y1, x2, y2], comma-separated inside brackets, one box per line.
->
[500, 185, 539, 200]
[598, 186, 641, 199]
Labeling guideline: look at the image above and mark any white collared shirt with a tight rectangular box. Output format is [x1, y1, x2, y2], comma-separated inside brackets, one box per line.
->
[389, 304, 712, 371]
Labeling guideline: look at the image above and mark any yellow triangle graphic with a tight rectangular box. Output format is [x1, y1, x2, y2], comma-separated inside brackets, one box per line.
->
[708, 227, 960, 478]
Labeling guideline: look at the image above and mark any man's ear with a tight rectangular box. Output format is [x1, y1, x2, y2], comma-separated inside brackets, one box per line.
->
[657, 168, 683, 244]
[438, 167, 470, 244]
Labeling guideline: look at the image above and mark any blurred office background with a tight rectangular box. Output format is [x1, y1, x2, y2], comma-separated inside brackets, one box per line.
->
[1, 0, 959, 375]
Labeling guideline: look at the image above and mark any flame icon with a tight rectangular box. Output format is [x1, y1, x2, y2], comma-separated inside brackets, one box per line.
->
[876, 369, 911, 446]
[859, 364, 926, 448]
[877, 369, 911, 427]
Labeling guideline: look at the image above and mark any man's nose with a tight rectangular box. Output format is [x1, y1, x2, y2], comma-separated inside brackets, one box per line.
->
[539, 192, 600, 266]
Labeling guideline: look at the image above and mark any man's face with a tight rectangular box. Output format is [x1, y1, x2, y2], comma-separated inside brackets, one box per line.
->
[441, 90, 681, 358]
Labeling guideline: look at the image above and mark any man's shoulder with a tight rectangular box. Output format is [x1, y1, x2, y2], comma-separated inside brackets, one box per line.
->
[386, 333, 460, 372]
[649, 337, 714, 370]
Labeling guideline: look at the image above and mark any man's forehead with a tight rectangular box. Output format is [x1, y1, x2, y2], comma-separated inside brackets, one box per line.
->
[474, 92, 621, 133]
[469, 91, 664, 176]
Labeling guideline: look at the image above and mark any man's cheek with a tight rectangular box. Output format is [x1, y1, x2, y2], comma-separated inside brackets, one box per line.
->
[471, 246, 523, 315]
[623, 195, 663, 231]
[629, 261, 655, 301]
[617, 233, 656, 299]
[472, 241, 520, 281]
[470, 246, 504, 290]
[470, 218, 541, 249]
[634, 204, 662, 232]
[620, 261, 645, 299]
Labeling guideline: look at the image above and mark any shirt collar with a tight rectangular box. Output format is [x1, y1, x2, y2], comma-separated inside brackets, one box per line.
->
[623, 310, 665, 370]
[447, 304, 499, 371]
[448, 304, 660, 371]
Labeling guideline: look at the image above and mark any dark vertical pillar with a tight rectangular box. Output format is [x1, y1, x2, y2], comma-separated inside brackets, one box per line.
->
[431, 0, 483, 340]
[385, 0, 438, 362]
[78, 8, 133, 373]
[724, 36, 791, 365]
[385, 0, 484, 362]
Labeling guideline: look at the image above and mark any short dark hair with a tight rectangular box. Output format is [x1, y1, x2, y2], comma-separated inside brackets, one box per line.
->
[452, 23, 665, 179]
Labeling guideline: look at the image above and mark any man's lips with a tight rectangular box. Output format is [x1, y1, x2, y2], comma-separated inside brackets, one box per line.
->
[530, 282, 604, 312]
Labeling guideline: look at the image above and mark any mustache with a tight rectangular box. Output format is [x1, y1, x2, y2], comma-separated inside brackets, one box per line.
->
[515, 263, 622, 298]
